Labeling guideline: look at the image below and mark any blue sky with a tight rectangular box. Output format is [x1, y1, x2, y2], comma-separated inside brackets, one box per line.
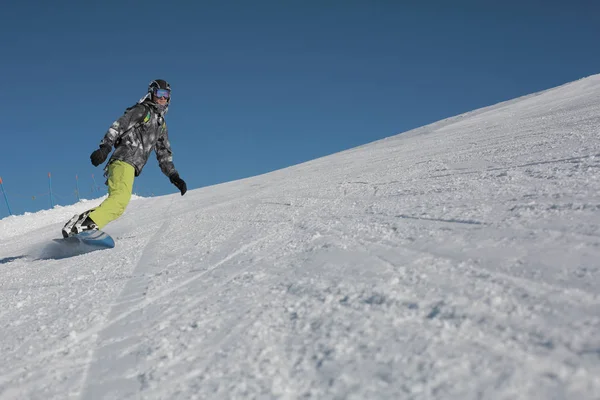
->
[0, 1, 598, 218]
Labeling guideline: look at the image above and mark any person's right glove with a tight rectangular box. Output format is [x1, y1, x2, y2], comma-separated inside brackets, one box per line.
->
[169, 173, 187, 196]
[90, 144, 112, 167]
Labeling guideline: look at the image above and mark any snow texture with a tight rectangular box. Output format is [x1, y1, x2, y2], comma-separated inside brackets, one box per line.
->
[1, 75, 599, 399]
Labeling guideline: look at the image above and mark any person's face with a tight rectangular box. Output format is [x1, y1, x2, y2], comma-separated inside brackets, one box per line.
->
[153, 88, 170, 106]
[154, 95, 168, 106]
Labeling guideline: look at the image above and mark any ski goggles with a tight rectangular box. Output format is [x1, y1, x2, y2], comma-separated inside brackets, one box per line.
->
[153, 88, 171, 99]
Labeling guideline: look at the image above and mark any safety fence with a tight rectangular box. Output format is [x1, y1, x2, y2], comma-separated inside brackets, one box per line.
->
[0, 173, 152, 217]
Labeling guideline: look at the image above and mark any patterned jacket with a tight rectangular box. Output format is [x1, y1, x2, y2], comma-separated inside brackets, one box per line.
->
[100, 100, 177, 177]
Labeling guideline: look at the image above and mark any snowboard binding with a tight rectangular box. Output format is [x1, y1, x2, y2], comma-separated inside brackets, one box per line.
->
[62, 211, 99, 238]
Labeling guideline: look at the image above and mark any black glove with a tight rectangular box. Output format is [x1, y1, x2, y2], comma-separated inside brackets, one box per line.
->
[90, 144, 111, 167]
[169, 173, 187, 196]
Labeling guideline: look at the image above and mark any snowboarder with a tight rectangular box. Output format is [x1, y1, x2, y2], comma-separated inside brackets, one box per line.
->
[62, 79, 187, 238]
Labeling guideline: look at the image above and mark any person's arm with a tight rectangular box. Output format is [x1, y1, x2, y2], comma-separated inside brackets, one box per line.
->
[155, 123, 187, 195]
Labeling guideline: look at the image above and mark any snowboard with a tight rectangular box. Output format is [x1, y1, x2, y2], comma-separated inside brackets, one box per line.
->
[54, 230, 115, 249]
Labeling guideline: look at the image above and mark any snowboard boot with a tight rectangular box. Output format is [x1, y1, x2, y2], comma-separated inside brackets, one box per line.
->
[62, 211, 99, 238]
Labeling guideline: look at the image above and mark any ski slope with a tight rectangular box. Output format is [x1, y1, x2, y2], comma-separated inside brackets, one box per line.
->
[1, 75, 599, 399]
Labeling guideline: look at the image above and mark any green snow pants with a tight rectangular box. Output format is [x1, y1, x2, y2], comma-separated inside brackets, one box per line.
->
[89, 160, 135, 229]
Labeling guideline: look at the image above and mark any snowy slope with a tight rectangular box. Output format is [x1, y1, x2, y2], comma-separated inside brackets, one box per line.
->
[1, 75, 599, 400]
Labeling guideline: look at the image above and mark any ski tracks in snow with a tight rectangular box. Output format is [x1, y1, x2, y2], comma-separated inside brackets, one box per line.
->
[77, 216, 173, 398]
[77, 212, 280, 399]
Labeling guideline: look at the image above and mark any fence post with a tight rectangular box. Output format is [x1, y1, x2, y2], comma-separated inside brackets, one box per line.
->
[0, 177, 12, 216]
[75, 174, 81, 202]
[92, 173, 98, 192]
[48, 172, 54, 208]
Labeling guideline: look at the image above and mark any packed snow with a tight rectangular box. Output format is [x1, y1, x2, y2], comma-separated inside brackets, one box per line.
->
[1, 75, 599, 399]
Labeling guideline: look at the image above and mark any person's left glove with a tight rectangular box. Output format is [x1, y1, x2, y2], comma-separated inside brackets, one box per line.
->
[169, 173, 187, 196]
[90, 144, 112, 167]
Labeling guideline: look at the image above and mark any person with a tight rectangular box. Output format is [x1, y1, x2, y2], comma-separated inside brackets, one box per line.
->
[62, 79, 187, 238]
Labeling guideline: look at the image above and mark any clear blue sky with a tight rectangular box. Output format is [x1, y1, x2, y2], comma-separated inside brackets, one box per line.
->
[1, 1, 598, 218]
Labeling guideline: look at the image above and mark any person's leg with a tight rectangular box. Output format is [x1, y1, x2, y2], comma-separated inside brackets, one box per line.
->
[89, 160, 135, 229]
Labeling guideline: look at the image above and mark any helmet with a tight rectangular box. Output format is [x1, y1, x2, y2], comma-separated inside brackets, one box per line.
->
[148, 79, 171, 95]
[148, 79, 171, 100]
[148, 79, 171, 113]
